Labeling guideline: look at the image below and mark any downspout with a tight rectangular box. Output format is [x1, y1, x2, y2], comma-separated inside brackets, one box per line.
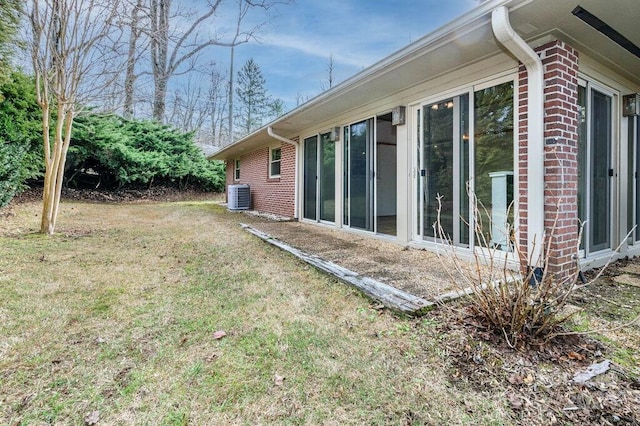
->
[491, 6, 544, 267]
[267, 126, 300, 219]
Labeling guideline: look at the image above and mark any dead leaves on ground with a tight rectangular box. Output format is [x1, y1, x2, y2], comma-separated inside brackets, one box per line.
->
[433, 309, 640, 424]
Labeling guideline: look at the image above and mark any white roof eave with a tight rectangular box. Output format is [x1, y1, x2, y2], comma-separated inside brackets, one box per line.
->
[211, 0, 525, 161]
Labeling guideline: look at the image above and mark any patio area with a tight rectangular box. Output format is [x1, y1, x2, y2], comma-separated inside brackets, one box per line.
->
[232, 210, 491, 312]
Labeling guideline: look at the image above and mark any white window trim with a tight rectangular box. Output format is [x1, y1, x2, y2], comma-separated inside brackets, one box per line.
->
[269, 146, 282, 178]
[234, 158, 240, 181]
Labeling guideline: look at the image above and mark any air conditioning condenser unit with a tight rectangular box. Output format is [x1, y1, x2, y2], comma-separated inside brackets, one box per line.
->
[228, 184, 251, 210]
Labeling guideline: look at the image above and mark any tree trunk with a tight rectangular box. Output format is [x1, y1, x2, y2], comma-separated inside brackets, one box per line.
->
[150, 0, 169, 122]
[228, 44, 234, 142]
[153, 76, 168, 122]
[40, 104, 74, 234]
[124, 0, 143, 118]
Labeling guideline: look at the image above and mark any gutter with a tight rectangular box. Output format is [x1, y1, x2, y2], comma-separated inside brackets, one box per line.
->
[267, 127, 300, 220]
[491, 5, 544, 267]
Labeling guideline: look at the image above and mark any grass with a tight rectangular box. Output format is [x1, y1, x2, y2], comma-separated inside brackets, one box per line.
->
[1, 200, 509, 425]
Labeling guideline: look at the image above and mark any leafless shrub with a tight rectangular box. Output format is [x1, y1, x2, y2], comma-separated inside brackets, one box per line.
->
[435, 192, 637, 348]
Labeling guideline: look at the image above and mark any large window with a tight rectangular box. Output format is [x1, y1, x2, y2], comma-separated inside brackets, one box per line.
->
[269, 147, 281, 178]
[416, 80, 513, 250]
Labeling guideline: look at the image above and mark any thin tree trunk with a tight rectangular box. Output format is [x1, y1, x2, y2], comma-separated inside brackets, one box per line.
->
[40, 103, 53, 233]
[228, 44, 234, 142]
[150, 0, 169, 122]
[124, 0, 143, 118]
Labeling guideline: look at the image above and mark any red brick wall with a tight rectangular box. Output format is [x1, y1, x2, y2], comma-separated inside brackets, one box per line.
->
[518, 40, 579, 279]
[224, 142, 297, 217]
[517, 64, 530, 255]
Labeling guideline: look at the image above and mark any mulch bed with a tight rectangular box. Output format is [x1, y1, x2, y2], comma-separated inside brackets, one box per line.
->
[431, 305, 640, 425]
[11, 187, 218, 204]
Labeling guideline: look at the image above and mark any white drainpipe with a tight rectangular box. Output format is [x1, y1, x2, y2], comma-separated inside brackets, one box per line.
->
[267, 126, 300, 219]
[492, 6, 544, 267]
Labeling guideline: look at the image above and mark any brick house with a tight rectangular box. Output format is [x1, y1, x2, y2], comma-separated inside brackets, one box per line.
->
[212, 0, 640, 278]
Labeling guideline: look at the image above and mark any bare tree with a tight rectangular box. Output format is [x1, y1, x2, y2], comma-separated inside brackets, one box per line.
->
[207, 67, 229, 146]
[167, 73, 210, 132]
[124, 0, 145, 117]
[27, 0, 120, 234]
[226, 0, 256, 143]
[148, 0, 277, 123]
[321, 53, 335, 91]
[296, 92, 310, 107]
[145, 0, 290, 126]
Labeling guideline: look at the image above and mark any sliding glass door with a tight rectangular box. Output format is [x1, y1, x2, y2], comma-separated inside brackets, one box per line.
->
[303, 133, 335, 222]
[420, 97, 469, 243]
[344, 119, 375, 231]
[319, 133, 335, 222]
[415, 81, 513, 249]
[578, 82, 614, 254]
[303, 136, 318, 220]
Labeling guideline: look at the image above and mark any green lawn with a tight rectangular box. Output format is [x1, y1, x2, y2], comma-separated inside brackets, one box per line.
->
[0, 201, 507, 425]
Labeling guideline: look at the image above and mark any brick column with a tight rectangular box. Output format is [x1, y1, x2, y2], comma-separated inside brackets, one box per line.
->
[542, 41, 580, 280]
[519, 40, 579, 281]
[517, 64, 530, 259]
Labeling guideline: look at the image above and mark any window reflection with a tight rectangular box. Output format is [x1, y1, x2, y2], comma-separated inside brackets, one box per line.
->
[474, 81, 514, 249]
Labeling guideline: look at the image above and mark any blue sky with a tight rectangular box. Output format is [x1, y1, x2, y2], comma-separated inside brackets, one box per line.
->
[229, 0, 479, 110]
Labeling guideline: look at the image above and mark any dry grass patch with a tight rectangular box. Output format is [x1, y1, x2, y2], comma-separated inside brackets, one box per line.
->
[1, 201, 508, 425]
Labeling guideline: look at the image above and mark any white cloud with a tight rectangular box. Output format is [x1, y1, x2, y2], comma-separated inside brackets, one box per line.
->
[261, 33, 381, 69]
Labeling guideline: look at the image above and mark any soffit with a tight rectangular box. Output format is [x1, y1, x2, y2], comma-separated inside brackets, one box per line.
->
[508, 0, 640, 85]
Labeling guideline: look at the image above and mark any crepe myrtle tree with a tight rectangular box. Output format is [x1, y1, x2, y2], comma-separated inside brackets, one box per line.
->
[27, 0, 121, 234]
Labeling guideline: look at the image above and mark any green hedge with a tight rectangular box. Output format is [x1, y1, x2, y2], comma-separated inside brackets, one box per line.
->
[67, 115, 224, 192]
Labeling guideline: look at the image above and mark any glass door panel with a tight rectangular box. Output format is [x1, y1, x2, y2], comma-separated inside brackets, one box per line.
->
[319, 133, 335, 222]
[474, 82, 514, 250]
[303, 135, 318, 220]
[375, 113, 397, 236]
[343, 127, 349, 226]
[578, 86, 587, 249]
[577, 84, 613, 254]
[627, 114, 634, 241]
[590, 89, 611, 252]
[418, 94, 470, 245]
[459, 97, 470, 245]
[423, 99, 454, 238]
[635, 116, 640, 242]
[348, 120, 373, 231]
